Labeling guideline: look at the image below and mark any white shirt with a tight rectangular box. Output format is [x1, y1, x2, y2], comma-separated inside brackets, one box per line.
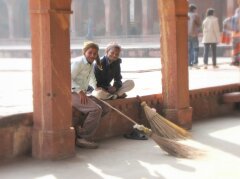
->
[202, 16, 220, 43]
[71, 56, 97, 93]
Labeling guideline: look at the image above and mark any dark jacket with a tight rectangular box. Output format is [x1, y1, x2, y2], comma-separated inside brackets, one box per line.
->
[94, 56, 122, 90]
[188, 12, 201, 37]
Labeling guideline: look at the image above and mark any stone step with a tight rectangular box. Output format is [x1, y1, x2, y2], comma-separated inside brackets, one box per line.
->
[0, 44, 232, 58]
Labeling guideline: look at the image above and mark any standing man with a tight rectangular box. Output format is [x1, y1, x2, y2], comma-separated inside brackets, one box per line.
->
[202, 8, 220, 69]
[188, 4, 201, 69]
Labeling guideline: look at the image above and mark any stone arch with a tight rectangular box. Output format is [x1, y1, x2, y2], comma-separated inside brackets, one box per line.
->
[29, 0, 190, 159]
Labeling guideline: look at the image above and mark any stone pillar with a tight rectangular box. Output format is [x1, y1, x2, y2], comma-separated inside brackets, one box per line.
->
[3, 0, 16, 39]
[29, 0, 75, 159]
[132, 0, 142, 35]
[75, 0, 85, 36]
[104, 0, 118, 36]
[86, 0, 96, 40]
[142, 0, 154, 35]
[70, 0, 77, 38]
[158, 0, 192, 129]
[120, 0, 130, 35]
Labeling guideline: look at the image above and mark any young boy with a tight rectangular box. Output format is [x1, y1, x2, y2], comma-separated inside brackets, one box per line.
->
[71, 41, 109, 149]
[93, 42, 134, 99]
[93, 42, 147, 140]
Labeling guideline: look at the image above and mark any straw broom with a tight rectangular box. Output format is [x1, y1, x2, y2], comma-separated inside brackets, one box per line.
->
[98, 98, 201, 158]
[140, 100, 191, 140]
[150, 133, 203, 159]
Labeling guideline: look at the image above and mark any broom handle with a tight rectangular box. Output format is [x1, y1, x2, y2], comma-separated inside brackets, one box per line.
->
[98, 98, 138, 125]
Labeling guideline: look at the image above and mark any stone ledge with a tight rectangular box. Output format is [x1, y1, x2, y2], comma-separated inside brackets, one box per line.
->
[222, 92, 240, 103]
[0, 84, 240, 161]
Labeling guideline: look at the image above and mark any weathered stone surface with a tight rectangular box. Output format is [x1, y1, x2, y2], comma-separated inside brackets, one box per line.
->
[0, 84, 239, 161]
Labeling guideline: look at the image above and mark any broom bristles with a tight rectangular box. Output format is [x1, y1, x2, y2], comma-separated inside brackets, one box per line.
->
[150, 133, 203, 159]
[133, 125, 202, 158]
[148, 117, 183, 139]
[141, 101, 191, 140]
[157, 114, 191, 138]
[99, 97, 202, 158]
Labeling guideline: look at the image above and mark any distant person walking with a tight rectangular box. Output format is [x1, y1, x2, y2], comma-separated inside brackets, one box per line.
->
[222, 7, 240, 66]
[202, 8, 220, 69]
[188, 4, 201, 69]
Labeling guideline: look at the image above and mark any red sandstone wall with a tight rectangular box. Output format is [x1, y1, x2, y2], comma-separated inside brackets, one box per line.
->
[0, 84, 239, 161]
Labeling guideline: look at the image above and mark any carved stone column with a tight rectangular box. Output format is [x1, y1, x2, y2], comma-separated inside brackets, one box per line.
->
[3, 0, 16, 39]
[158, 0, 192, 129]
[70, 0, 77, 37]
[120, 0, 130, 35]
[104, 0, 119, 36]
[75, 0, 85, 36]
[142, 0, 154, 35]
[29, 0, 75, 159]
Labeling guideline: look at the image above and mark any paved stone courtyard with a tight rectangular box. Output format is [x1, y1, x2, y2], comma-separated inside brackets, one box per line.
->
[0, 57, 239, 116]
[0, 112, 240, 179]
[0, 55, 239, 179]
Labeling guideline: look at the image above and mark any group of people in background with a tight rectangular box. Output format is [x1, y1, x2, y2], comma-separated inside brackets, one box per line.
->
[222, 7, 240, 66]
[188, 3, 240, 69]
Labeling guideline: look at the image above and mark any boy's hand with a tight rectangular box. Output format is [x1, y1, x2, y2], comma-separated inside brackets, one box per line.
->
[79, 91, 88, 104]
[107, 86, 117, 94]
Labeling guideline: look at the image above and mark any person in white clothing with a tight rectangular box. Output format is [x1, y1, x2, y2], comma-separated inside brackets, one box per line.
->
[202, 8, 220, 69]
[71, 41, 110, 149]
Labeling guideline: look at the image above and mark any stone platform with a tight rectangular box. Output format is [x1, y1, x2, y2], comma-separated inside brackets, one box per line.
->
[0, 41, 232, 58]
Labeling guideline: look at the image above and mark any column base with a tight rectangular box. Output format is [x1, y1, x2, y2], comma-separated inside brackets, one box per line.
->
[32, 127, 75, 160]
[163, 107, 193, 129]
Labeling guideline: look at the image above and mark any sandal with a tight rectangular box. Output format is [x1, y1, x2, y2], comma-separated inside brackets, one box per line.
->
[123, 129, 148, 140]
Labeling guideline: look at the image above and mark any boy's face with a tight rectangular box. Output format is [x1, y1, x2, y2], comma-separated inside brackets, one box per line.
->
[84, 47, 98, 64]
[106, 48, 121, 62]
